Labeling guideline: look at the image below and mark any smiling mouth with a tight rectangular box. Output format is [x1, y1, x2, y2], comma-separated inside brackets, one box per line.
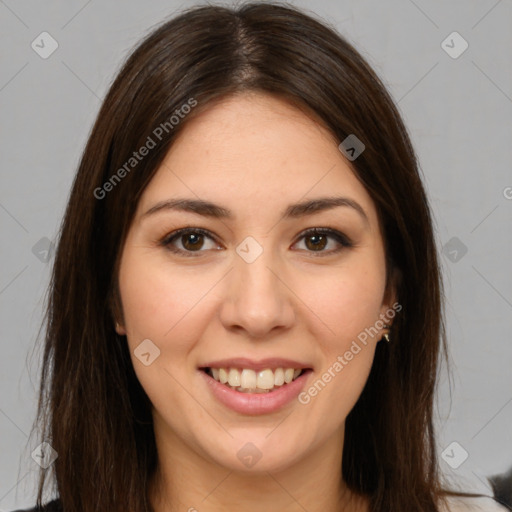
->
[200, 367, 311, 393]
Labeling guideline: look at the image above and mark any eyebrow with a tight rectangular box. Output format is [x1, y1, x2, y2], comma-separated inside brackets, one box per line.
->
[142, 196, 369, 225]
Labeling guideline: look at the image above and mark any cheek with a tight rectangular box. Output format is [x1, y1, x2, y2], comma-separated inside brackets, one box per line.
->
[295, 251, 386, 405]
[301, 256, 387, 344]
[117, 247, 209, 411]
[118, 247, 213, 347]
[296, 270, 383, 425]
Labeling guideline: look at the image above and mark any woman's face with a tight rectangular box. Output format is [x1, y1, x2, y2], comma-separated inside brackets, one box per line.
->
[117, 92, 395, 473]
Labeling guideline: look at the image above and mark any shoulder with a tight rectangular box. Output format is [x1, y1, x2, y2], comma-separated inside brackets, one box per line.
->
[440, 495, 510, 512]
[9, 498, 62, 512]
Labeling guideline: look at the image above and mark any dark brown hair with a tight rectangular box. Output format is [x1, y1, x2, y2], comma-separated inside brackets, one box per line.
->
[29, 2, 488, 511]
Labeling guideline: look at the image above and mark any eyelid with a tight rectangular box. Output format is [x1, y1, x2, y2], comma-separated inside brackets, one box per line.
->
[159, 226, 353, 257]
[295, 227, 353, 248]
[160, 227, 221, 256]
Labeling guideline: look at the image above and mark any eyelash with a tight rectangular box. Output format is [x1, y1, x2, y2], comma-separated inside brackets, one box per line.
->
[159, 227, 353, 258]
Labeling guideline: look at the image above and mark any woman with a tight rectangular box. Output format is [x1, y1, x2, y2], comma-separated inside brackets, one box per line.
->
[16, 2, 508, 511]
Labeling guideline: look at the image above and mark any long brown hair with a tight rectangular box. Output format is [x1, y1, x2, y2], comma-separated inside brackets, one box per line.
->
[30, 2, 488, 511]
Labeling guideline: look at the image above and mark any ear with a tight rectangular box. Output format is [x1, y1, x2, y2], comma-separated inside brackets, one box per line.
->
[109, 281, 127, 335]
[381, 266, 401, 314]
[378, 267, 401, 340]
[115, 321, 127, 336]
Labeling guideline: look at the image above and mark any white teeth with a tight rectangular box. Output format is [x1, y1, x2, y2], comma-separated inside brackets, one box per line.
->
[274, 367, 284, 386]
[206, 366, 305, 392]
[240, 369, 257, 389]
[228, 368, 241, 387]
[257, 369, 274, 390]
[284, 368, 294, 383]
[219, 368, 228, 384]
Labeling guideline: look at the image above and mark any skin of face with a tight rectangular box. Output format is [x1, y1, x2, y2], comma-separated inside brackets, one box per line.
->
[116, 92, 395, 511]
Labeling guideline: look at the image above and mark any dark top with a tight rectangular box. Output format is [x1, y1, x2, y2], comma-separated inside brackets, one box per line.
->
[10, 498, 61, 512]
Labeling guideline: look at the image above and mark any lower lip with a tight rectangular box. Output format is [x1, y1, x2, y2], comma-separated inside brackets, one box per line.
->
[199, 369, 312, 415]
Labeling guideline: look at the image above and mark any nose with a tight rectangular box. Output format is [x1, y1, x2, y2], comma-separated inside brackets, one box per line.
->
[218, 243, 296, 339]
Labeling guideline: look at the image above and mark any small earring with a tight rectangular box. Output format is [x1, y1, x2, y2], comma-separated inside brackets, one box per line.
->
[382, 324, 391, 343]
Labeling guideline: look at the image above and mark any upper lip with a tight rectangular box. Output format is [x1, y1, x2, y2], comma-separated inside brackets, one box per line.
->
[199, 357, 313, 372]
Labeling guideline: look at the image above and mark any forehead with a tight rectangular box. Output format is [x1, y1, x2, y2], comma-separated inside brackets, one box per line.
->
[136, 93, 378, 226]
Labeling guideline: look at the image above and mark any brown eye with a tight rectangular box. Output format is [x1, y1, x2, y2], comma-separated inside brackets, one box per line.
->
[160, 227, 352, 258]
[304, 233, 328, 251]
[180, 232, 205, 251]
[293, 228, 353, 256]
[161, 228, 220, 257]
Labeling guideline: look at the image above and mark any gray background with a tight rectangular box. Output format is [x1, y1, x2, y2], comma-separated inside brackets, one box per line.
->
[1, 0, 511, 509]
